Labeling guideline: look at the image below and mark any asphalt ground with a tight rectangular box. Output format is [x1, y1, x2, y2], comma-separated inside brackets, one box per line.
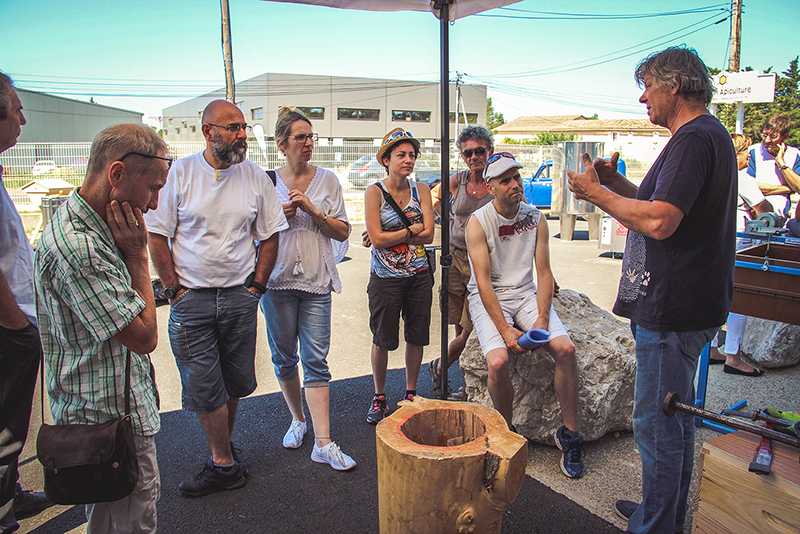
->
[15, 217, 799, 533]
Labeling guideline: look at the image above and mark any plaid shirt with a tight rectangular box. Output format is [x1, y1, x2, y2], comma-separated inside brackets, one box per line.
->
[34, 190, 160, 436]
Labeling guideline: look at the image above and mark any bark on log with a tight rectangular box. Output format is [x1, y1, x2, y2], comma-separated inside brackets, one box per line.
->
[376, 396, 527, 534]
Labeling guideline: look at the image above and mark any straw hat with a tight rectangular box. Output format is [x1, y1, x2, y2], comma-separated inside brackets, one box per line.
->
[376, 128, 420, 168]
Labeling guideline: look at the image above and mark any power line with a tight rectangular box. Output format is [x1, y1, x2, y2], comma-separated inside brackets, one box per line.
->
[481, 4, 730, 20]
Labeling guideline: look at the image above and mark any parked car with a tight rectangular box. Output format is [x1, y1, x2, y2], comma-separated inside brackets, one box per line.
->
[523, 159, 553, 209]
[346, 155, 441, 189]
[32, 160, 58, 175]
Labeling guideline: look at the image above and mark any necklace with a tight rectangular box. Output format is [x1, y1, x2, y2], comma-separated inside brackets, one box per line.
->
[468, 181, 482, 197]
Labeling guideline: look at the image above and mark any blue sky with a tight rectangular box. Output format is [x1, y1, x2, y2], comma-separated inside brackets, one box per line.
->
[3, 0, 799, 127]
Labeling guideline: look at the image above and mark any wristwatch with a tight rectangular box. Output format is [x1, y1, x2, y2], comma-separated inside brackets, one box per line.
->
[243, 272, 267, 294]
[163, 285, 186, 300]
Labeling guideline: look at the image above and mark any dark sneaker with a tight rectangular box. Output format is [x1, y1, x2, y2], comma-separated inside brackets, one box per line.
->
[614, 500, 638, 521]
[13, 484, 53, 520]
[366, 394, 388, 424]
[230, 441, 249, 479]
[179, 460, 246, 498]
[554, 425, 585, 479]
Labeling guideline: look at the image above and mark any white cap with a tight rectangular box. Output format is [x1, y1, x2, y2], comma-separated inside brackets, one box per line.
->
[483, 153, 523, 181]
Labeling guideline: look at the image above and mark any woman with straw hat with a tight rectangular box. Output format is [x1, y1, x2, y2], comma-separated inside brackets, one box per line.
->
[363, 127, 435, 424]
[259, 107, 355, 470]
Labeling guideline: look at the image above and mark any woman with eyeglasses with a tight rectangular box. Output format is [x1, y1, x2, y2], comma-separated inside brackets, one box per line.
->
[364, 127, 435, 423]
[259, 106, 355, 470]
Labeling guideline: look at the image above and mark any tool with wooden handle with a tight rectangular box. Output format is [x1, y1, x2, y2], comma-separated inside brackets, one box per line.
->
[662, 392, 800, 449]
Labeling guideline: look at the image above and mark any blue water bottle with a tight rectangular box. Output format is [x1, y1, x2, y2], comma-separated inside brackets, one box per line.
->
[517, 328, 551, 350]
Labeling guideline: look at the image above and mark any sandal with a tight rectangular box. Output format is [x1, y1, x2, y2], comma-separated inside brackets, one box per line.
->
[427, 359, 452, 397]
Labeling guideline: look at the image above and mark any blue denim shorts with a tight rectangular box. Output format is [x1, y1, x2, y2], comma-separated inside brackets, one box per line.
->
[168, 286, 260, 413]
[260, 289, 332, 387]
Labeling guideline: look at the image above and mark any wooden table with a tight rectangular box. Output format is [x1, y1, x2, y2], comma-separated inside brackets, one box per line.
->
[694, 430, 800, 533]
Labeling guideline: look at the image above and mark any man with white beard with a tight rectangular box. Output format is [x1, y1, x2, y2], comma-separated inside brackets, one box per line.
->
[145, 99, 288, 497]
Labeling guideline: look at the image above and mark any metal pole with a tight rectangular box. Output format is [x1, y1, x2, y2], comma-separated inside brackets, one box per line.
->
[221, 0, 235, 103]
[438, 1, 452, 400]
[730, 0, 743, 133]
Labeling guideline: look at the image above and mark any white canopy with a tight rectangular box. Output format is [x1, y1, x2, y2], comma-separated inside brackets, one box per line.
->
[267, 0, 520, 21]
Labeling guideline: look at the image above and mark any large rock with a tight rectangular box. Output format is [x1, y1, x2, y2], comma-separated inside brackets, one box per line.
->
[460, 289, 636, 443]
[740, 318, 800, 368]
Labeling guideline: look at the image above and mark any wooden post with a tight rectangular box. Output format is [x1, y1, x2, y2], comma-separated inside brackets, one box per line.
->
[376, 397, 527, 534]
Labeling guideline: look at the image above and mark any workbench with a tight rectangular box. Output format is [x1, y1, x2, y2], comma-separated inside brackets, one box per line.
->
[694, 430, 800, 533]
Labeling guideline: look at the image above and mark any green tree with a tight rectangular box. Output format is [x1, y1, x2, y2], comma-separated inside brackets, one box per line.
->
[487, 97, 505, 132]
[502, 132, 576, 145]
[713, 57, 800, 148]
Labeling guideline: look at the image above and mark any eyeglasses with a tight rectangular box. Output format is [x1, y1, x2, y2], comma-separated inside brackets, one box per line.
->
[208, 123, 253, 134]
[291, 133, 318, 143]
[486, 152, 516, 165]
[120, 151, 173, 170]
[762, 130, 782, 142]
[461, 146, 488, 159]
[383, 130, 414, 145]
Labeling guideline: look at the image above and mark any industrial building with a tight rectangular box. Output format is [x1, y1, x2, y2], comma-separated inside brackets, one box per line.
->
[161, 72, 487, 142]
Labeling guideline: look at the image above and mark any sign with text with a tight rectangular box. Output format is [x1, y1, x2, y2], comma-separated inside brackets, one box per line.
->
[711, 71, 776, 104]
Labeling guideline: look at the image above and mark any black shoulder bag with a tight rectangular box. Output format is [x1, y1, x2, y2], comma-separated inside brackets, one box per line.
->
[376, 181, 436, 282]
[37, 350, 139, 505]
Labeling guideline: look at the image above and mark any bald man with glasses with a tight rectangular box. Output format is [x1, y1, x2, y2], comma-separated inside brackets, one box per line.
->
[145, 99, 288, 498]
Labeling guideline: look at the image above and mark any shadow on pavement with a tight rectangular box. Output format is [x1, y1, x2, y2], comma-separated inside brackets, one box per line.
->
[23, 368, 622, 534]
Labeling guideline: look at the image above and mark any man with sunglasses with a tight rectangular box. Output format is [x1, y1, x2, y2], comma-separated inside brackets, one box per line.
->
[429, 125, 495, 400]
[568, 47, 737, 534]
[466, 152, 585, 479]
[747, 113, 800, 218]
[145, 99, 288, 497]
[35, 123, 169, 531]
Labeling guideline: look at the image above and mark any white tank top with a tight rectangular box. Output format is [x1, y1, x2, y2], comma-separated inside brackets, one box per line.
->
[467, 201, 542, 300]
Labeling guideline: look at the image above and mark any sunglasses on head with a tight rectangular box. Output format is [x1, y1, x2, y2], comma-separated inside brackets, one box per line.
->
[120, 151, 173, 170]
[461, 146, 488, 159]
[384, 130, 414, 145]
[486, 152, 516, 165]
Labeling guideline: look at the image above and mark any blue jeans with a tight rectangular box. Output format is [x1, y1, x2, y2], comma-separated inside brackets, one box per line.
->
[260, 289, 332, 387]
[628, 323, 717, 534]
[168, 287, 260, 413]
[0, 323, 40, 533]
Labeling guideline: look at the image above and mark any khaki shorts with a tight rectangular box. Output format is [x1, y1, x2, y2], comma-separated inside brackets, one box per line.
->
[440, 246, 473, 331]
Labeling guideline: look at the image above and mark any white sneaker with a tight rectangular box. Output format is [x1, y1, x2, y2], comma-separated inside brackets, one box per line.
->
[282, 420, 307, 449]
[311, 442, 356, 471]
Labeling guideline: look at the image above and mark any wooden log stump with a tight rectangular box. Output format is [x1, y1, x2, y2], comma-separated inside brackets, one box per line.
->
[376, 396, 528, 534]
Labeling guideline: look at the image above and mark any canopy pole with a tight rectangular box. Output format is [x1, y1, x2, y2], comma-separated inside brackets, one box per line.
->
[438, 1, 453, 400]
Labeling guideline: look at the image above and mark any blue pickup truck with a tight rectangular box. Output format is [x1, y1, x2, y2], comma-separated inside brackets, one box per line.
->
[523, 160, 554, 209]
[522, 157, 626, 209]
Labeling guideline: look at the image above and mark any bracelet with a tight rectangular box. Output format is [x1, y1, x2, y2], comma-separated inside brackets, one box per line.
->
[317, 214, 328, 227]
[780, 165, 789, 170]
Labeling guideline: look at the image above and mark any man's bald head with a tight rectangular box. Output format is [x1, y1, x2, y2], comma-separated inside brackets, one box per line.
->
[201, 99, 243, 126]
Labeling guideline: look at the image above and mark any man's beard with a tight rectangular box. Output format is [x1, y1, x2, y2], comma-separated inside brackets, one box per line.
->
[212, 133, 248, 165]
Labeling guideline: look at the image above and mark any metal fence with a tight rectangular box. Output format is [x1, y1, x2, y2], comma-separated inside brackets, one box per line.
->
[4, 141, 559, 211]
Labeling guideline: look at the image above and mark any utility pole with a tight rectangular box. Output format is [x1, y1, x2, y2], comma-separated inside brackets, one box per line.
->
[729, 0, 742, 72]
[729, 0, 744, 132]
[221, 0, 235, 103]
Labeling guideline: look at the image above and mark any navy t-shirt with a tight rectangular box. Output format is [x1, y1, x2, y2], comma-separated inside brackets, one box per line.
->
[613, 114, 737, 331]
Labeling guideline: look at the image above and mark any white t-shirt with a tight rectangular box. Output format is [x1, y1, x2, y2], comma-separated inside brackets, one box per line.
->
[268, 167, 349, 294]
[736, 168, 768, 233]
[145, 152, 288, 288]
[467, 201, 542, 301]
[0, 171, 36, 324]
[747, 143, 800, 214]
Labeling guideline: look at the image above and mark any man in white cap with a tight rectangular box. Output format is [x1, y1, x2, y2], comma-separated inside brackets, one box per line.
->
[465, 152, 584, 479]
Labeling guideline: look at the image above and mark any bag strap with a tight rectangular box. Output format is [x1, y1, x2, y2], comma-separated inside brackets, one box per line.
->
[40, 349, 132, 420]
[376, 181, 412, 228]
[266, 170, 277, 185]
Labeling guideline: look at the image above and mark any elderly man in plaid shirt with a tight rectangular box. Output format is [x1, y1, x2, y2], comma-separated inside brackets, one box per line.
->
[35, 123, 169, 533]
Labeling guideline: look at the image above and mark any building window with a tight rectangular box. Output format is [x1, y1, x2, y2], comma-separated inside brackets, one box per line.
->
[449, 112, 478, 124]
[293, 106, 325, 120]
[176, 127, 180, 134]
[190, 125, 196, 133]
[164, 129, 168, 135]
[393, 110, 431, 123]
[612, 132, 618, 141]
[252, 107, 263, 120]
[338, 108, 380, 121]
